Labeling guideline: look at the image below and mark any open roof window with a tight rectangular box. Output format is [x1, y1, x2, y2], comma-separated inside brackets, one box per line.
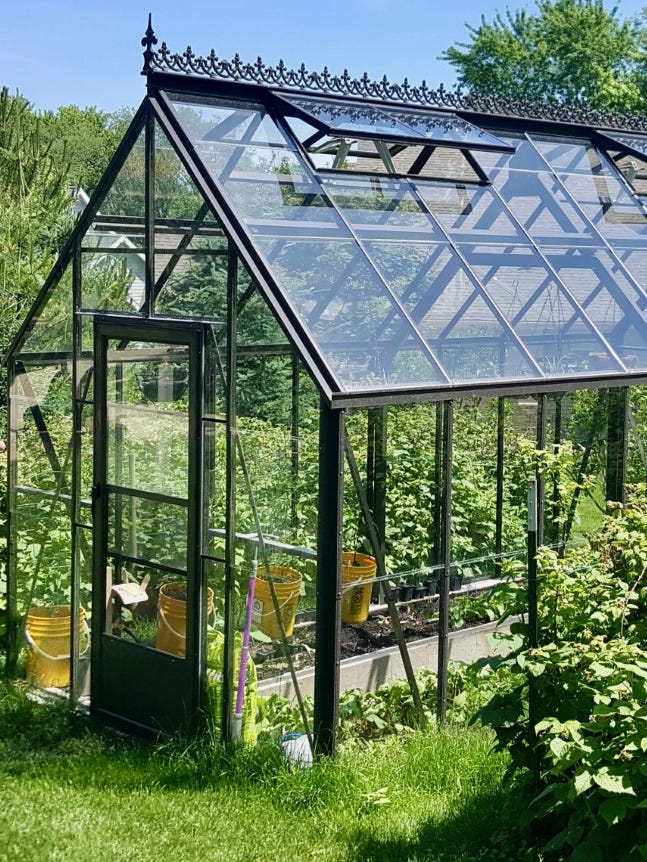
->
[274, 92, 514, 181]
[597, 131, 647, 197]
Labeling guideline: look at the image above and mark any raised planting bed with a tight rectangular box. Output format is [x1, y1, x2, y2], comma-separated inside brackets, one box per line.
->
[257, 617, 517, 699]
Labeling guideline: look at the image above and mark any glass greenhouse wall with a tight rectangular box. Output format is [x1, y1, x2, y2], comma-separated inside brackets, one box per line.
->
[4, 28, 647, 752]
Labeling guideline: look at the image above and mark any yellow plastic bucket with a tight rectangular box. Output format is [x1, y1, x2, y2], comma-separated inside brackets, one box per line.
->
[25, 605, 88, 688]
[342, 552, 377, 624]
[253, 567, 302, 639]
[156, 584, 214, 657]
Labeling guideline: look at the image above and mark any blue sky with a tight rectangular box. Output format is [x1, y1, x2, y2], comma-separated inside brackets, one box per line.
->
[2, 0, 647, 112]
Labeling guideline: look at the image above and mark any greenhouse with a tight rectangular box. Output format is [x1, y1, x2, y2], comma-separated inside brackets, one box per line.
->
[5, 19, 647, 753]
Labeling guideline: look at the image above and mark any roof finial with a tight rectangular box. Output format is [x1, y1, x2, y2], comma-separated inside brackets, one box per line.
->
[141, 13, 158, 75]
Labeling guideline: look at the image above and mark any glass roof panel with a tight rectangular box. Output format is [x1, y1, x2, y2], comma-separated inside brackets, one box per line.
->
[278, 94, 429, 141]
[560, 171, 647, 246]
[255, 237, 446, 390]
[493, 170, 599, 246]
[413, 182, 530, 244]
[616, 248, 647, 294]
[275, 93, 512, 150]
[461, 244, 623, 375]
[223, 178, 345, 238]
[531, 138, 606, 174]
[387, 108, 513, 151]
[170, 95, 289, 147]
[164, 92, 647, 396]
[183, 134, 347, 238]
[321, 176, 442, 240]
[475, 134, 543, 173]
[545, 246, 647, 370]
[365, 241, 540, 381]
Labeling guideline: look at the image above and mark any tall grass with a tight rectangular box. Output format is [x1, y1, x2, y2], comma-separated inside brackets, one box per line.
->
[0, 680, 533, 862]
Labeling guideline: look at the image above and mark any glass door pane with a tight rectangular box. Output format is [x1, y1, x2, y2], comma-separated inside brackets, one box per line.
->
[92, 321, 205, 732]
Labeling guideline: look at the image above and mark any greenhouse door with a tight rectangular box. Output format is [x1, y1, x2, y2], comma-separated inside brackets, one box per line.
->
[91, 318, 206, 733]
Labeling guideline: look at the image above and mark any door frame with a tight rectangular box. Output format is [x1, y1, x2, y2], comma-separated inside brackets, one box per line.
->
[91, 315, 206, 733]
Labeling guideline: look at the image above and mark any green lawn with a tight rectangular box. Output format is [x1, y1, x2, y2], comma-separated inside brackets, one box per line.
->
[0, 682, 533, 862]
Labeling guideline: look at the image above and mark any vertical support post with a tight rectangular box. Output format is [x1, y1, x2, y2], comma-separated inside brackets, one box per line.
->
[366, 410, 377, 519]
[314, 401, 344, 756]
[436, 400, 453, 722]
[90, 329, 108, 714]
[432, 402, 443, 567]
[495, 397, 505, 575]
[373, 409, 387, 553]
[367, 408, 387, 600]
[290, 353, 300, 532]
[527, 481, 539, 651]
[527, 479, 539, 772]
[606, 388, 628, 504]
[188, 328, 206, 729]
[70, 240, 82, 701]
[535, 394, 546, 547]
[144, 106, 155, 318]
[113, 363, 124, 573]
[550, 395, 563, 548]
[222, 243, 238, 742]
[6, 358, 18, 676]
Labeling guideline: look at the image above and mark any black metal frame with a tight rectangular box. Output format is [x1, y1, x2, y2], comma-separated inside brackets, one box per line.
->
[91, 316, 206, 734]
[1, 20, 643, 756]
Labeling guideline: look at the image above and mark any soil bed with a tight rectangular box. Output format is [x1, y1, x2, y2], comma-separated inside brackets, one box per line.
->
[253, 598, 450, 679]
[338, 604, 440, 659]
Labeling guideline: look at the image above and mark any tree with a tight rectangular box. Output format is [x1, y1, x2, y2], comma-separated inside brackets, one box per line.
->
[0, 88, 74, 364]
[41, 105, 131, 193]
[440, 0, 646, 112]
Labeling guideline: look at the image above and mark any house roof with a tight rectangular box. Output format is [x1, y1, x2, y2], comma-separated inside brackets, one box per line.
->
[8, 24, 647, 408]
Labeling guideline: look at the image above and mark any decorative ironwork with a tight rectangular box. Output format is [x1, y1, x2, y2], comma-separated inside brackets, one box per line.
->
[142, 21, 647, 134]
[141, 13, 158, 73]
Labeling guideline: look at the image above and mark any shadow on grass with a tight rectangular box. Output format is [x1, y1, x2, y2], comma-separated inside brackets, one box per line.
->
[346, 782, 538, 862]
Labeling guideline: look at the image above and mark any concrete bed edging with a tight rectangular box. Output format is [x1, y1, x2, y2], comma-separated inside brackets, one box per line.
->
[257, 617, 518, 700]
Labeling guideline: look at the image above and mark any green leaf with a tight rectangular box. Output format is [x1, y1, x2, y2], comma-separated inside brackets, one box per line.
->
[593, 770, 635, 795]
[573, 769, 593, 795]
[616, 661, 647, 681]
[550, 737, 568, 759]
[590, 662, 614, 678]
[599, 797, 627, 825]
[570, 842, 603, 862]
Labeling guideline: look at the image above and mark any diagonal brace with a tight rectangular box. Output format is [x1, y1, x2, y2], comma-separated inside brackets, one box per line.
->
[344, 436, 427, 727]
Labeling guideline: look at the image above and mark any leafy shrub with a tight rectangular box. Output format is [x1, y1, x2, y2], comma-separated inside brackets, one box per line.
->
[476, 486, 647, 861]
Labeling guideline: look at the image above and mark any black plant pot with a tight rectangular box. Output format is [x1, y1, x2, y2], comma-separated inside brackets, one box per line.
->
[425, 577, 439, 596]
[449, 572, 463, 592]
[413, 585, 427, 599]
[399, 585, 414, 602]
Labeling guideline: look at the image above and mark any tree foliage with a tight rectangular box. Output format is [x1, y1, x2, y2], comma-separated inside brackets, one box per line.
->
[40, 104, 131, 193]
[0, 88, 130, 371]
[441, 0, 647, 112]
[0, 88, 73, 363]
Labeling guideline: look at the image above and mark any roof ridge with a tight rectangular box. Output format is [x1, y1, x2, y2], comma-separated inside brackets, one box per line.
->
[142, 22, 647, 133]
